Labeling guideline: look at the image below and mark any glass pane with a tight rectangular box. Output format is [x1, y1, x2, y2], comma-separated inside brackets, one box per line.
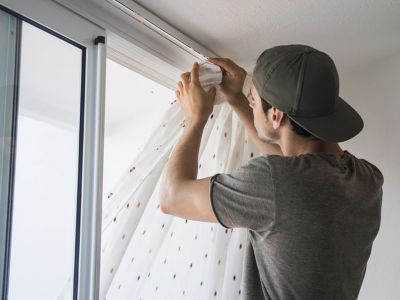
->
[0, 8, 18, 298]
[8, 21, 83, 299]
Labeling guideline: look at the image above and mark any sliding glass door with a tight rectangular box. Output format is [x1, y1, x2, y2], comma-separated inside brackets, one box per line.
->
[8, 21, 84, 299]
[0, 2, 106, 299]
[0, 8, 19, 299]
[0, 9, 85, 300]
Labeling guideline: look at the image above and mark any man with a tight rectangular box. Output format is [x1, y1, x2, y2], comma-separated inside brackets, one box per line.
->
[159, 45, 383, 299]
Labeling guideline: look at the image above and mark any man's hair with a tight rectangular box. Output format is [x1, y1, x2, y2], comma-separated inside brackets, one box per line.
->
[261, 98, 314, 137]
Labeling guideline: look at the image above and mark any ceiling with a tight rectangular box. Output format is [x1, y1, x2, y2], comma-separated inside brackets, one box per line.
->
[134, 0, 400, 73]
[18, 0, 399, 130]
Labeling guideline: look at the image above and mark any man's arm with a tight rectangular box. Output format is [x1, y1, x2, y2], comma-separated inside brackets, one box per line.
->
[159, 62, 219, 222]
[227, 92, 282, 156]
[159, 120, 217, 222]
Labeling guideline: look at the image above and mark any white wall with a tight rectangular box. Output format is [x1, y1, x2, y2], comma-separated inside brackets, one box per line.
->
[339, 53, 400, 299]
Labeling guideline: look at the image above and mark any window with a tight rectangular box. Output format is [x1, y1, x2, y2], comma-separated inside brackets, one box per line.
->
[0, 2, 105, 299]
[7, 21, 83, 300]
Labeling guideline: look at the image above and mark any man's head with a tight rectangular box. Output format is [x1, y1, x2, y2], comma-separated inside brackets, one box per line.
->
[251, 45, 363, 144]
[249, 83, 317, 144]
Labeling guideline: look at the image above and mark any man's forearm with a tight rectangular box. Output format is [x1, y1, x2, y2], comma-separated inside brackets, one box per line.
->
[161, 119, 205, 200]
[226, 93, 282, 155]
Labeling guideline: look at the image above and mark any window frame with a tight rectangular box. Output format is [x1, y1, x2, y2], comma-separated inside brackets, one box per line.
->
[0, 1, 106, 299]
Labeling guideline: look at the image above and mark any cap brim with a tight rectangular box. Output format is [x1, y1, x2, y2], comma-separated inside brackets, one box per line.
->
[288, 97, 363, 143]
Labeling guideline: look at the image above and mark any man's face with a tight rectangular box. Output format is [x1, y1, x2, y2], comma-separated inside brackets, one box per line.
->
[250, 84, 279, 144]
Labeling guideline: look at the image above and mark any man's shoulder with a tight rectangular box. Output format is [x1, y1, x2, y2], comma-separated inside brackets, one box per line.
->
[251, 153, 294, 170]
[250, 154, 284, 165]
[235, 155, 281, 178]
[354, 155, 384, 184]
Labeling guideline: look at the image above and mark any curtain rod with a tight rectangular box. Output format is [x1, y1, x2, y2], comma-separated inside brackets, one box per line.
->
[106, 0, 218, 61]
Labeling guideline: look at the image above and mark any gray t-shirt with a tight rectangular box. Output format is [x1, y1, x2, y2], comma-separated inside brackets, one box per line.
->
[209, 150, 383, 300]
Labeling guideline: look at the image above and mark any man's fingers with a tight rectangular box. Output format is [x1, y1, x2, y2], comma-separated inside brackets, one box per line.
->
[190, 62, 200, 85]
[207, 57, 237, 73]
[177, 81, 184, 93]
[180, 72, 190, 89]
[208, 86, 216, 97]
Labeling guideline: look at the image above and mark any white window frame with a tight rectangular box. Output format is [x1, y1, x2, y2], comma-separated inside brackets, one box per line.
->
[0, 1, 106, 299]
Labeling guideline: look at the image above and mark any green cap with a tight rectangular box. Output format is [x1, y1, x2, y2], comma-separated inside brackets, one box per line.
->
[252, 44, 363, 142]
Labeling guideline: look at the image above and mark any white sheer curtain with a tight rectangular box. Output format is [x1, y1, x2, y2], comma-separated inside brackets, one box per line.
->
[101, 75, 260, 300]
[58, 75, 259, 300]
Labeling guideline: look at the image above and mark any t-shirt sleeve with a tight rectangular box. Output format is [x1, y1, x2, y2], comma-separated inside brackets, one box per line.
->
[209, 156, 276, 232]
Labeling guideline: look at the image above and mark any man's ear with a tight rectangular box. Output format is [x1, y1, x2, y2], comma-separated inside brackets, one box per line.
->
[271, 107, 286, 129]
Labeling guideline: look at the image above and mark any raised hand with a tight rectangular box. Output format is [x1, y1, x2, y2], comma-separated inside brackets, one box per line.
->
[207, 57, 247, 104]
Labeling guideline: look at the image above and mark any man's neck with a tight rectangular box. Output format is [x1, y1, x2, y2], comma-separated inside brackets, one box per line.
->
[279, 131, 344, 158]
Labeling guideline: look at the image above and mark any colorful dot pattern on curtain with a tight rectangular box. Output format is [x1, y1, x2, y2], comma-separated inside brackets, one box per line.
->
[58, 76, 258, 300]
